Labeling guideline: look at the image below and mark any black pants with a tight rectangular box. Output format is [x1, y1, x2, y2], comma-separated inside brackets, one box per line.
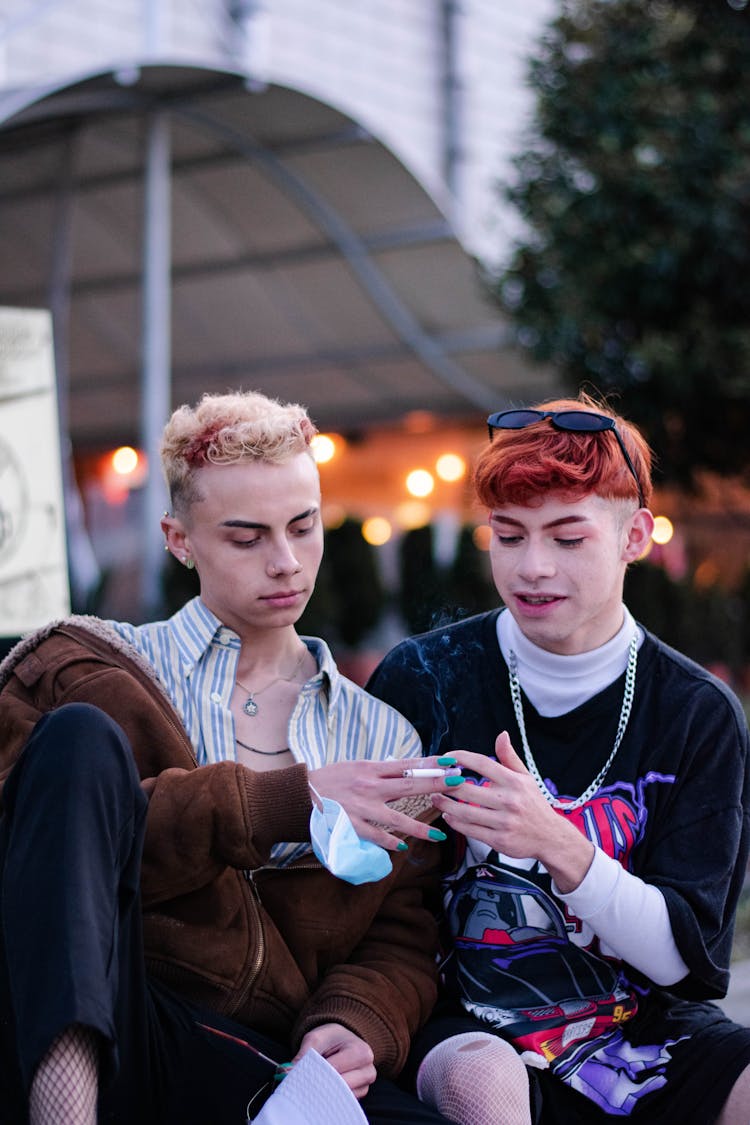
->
[0, 703, 450, 1124]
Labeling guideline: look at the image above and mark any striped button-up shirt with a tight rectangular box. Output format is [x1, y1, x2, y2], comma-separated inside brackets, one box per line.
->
[110, 597, 421, 863]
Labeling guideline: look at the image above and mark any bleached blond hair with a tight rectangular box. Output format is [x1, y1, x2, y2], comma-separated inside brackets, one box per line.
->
[161, 389, 318, 513]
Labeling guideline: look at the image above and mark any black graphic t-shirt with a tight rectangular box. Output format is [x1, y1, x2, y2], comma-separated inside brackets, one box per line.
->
[368, 611, 750, 1120]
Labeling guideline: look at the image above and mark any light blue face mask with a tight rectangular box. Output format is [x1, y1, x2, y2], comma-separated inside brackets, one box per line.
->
[309, 787, 393, 886]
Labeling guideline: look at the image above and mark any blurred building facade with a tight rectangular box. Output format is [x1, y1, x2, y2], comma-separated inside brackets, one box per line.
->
[0, 0, 560, 628]
[0, 0, 555, 263]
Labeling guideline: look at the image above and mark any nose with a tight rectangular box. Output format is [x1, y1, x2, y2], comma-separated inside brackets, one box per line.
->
[517, 540, 556, 583]
[267, 539, 301, 577]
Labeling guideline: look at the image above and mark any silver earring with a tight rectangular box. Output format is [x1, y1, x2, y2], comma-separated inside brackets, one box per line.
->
[184, 557, 195, 570]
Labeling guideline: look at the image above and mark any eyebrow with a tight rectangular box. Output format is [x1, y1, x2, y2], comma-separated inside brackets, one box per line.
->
[220, 507, 319, 531]
[490, 513, 590, 530]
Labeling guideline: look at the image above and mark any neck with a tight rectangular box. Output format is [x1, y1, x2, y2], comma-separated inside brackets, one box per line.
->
[236, 626, 306, 680]
[508, 607, 630, 661]
[498, 607, 639, 718]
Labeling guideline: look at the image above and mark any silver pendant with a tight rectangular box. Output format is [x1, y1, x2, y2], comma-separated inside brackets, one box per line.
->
[243, 696, 258, 717]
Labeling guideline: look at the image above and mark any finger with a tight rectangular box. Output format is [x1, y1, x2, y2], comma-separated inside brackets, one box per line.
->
[449, 749, 507, 782]
[399, 769, 465, 793]
[379, 753, 460, 776]
[376, 803, 451, 843]
[324, 1055, 377, 1088]
[374, 755, 465, 788]
[282, 1055, 374, 1100]
[335, 1069, 376, 1099]
[352, 821, 409, 851]
[495, 731, 527, 773]
[431, 795, 511, 845]
[353, 812, 447, 851]
[345, 1069, 377, 1098]
[433, 790, 501, 824]
[420, 753, 462, 770]
[318, 1035, 374, 1068]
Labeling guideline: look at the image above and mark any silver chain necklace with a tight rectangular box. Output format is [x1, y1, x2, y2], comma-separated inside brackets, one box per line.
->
[236, 647, 307, 717]
[507, 632, 638, 811]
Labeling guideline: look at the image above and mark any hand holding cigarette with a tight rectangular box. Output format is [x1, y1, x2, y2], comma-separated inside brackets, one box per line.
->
[402, 756, 464, 786]
[402, 767, 461, 778]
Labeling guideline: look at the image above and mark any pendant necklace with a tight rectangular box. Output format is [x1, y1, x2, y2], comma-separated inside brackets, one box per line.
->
[507, 632, 638, 811]
[236, 647, 307, 717]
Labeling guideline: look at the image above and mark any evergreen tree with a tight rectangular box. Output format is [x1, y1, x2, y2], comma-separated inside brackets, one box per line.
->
[300, 518, 385, 648]
[495, 0, 750, 484]
[398, 525, 445, 634]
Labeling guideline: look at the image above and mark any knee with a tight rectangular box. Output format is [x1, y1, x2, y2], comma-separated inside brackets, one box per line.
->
[33, 702, 124, 746]
[18, 703, 141, 800]
[417, 1033, 531, 1125]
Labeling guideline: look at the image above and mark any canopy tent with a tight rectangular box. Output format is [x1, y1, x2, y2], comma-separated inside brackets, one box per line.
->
[0, 63, 555, 614]
[0, 63, 553, 444]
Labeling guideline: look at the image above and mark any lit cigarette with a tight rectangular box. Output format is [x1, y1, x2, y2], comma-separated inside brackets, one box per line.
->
[403, 767, 451, 778]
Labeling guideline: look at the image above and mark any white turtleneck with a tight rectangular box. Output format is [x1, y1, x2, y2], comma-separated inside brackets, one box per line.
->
[497, 606, 641, 716]
[495, 607, 688, 986]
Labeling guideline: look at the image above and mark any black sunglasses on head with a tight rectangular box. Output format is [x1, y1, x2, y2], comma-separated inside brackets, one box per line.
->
[486, 409, 645, 509]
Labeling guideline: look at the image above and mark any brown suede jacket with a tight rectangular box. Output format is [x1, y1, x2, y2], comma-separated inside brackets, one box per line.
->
[0, 617, 442, 1077]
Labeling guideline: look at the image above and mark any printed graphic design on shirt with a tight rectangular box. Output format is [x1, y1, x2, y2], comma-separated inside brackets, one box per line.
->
[447, 861, 640, 1062]
[444, 771, 687, 1115]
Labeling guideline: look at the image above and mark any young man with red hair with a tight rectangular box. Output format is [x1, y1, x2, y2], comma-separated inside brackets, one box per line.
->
[368, 397, 750, 1123]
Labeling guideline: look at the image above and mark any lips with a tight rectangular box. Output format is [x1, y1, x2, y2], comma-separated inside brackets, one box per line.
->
[512, 593, 566, 618]
[261, 590, 304, 605]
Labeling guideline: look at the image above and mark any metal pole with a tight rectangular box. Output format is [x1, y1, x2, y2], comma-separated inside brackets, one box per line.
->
[49, 128, 101, 613]
[49, 131, 74, 447]
[440, 0, 463, 204]
[140, 108, 171, 619]
[143, 0, 167, 57]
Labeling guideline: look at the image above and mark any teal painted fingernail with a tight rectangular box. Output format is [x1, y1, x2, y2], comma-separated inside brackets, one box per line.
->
[437, 756, 457, 766]
[445, 775, 465, 787]
[428, 828, 447, 842]
[397, 841, 409, 851]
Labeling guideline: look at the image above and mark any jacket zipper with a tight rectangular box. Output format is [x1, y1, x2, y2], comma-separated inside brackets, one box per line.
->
[231, 868, 266, 1017]
[230, 856, 323, 1016]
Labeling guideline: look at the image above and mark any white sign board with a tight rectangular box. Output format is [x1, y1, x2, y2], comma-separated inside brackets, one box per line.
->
[0, 307, 71, 635]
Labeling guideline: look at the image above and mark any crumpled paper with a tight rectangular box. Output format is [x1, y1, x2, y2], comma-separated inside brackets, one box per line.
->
[251, 1048, 368, 1124]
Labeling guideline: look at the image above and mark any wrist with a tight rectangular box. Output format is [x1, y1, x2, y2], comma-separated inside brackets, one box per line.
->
[541, 820, 595, 894]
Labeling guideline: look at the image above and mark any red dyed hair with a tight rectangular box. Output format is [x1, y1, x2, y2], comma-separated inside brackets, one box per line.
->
[473, 394, 653, 510]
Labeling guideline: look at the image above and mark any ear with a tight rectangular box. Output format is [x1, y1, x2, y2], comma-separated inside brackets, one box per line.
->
[162, 513, 190, 565]
[622, 507, 654, 564]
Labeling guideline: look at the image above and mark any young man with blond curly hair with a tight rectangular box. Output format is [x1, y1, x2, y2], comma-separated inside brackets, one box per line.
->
[0, 390, 455, 1125]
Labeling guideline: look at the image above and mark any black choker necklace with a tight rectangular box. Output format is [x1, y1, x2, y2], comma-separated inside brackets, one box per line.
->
[236, 737, 291, 757]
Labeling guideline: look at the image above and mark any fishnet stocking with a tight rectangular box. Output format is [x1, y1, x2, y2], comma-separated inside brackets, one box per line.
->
[417, 1031, 532, 1125]
[29, 1024, 98, 1125]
